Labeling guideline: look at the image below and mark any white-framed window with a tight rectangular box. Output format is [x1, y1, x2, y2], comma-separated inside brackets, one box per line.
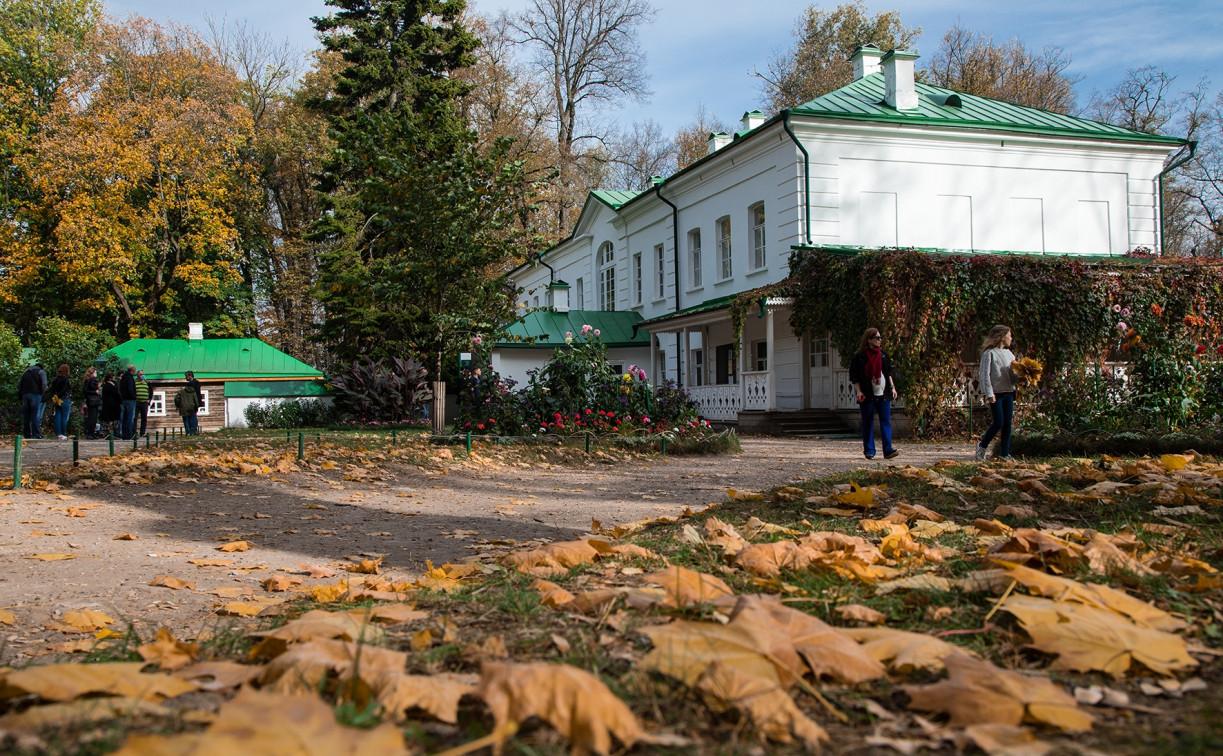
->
[692, 350, 704, 386]
[809, 337, 830, 368]
[533, 295, 539, 307]
[597, 241, 615, 310]
[687, 229, 702, 288]
[749, 202, 766, 270]
[716, 216, 732, 280]
[752, 340, 767, 371]
[198, 390, 210, 415]
[149, 391, 167, 417]
[654, 244, 665, 299]
[632, 251, 642, 305]
[575, 277, 584, 309]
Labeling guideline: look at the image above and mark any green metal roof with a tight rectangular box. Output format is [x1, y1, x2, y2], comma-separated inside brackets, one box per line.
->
[101, 339, 324, 381]
[496, 310, 650, 348]
[589, 189, 648, 209]
[638, 294, 740, 328]
[791, 74, 1185, 146]
[224, 380, 330, 398]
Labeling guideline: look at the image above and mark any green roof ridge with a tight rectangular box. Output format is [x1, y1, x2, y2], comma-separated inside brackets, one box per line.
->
[101, 338, 323, 381]
[791, 74, 1184, 146]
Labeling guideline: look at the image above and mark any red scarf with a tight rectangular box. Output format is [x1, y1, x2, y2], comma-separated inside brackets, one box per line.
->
[866, 346, 883, 384]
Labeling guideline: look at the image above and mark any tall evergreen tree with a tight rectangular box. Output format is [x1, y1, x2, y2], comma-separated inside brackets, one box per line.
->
[311, 0, 536, 377]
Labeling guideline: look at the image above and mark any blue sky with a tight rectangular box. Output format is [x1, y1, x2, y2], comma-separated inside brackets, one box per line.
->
[105, 1, 1222, 134]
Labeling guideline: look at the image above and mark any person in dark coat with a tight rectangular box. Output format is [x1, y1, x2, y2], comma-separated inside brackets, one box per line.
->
[18, 363, 46, 439]
[82, 367, 102, 439]
[49, 364, 72, 440]
[100, 373, 121, 439]
[118, 365, 137, 439]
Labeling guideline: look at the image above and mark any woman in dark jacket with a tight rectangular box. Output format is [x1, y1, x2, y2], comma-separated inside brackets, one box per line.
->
[49, 364, 72, 440]
[847, 327, 899, 461]
[100, 372, 121, 439]
[82, 367, 102, 439]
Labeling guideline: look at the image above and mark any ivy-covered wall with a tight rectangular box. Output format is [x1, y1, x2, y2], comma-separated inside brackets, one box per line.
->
[763, 249, 1223, 435]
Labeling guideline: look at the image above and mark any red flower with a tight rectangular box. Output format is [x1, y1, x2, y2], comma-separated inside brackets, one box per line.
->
[477, 424, 485, 430]
[488, 418, 496, 424]
[1217, 344, 1223, 356]
[1196, 344, 1208, 355]
[554, 412, 562, 419]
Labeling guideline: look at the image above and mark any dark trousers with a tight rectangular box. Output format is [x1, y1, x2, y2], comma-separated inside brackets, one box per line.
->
[21, 393, 42, 438]
[136, 402, 149, 436]
[120, 399, 136, 439]
[858, 397, 894, 458]
[85, 404, 100, 437]
[979, 392, 1015, 457]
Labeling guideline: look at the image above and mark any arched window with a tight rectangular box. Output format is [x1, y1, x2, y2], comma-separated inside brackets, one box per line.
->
[597, 241, 616, 310]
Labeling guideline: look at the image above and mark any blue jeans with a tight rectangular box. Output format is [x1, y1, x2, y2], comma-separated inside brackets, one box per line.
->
[980, 392, 1014, 457]
[859, 397, 895, 458]
[183, 414, 199, 435]
[21, 393, 42, 438]
[120, 399, 136, 438]
[54, 398, 72, 437]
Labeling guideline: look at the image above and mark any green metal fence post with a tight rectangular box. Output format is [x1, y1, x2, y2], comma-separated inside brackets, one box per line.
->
[392, 429, 397, 446]
[661, 437, 667, 456]
[108, 433, 114, 456]
[145, 434, 150, 449]
[12, 436, 22, 489]
[132, 435, 138, 451]
[73, 436, 79, 467]
[466, 432, 472, 452]
[585, 433, 591, 453]
[298, 432, 304, 461]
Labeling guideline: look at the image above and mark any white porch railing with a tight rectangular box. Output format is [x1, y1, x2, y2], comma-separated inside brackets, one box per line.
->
[687, 384, 741, 421]
[743, 371, 769, 411]
[834, 368, 908, 410]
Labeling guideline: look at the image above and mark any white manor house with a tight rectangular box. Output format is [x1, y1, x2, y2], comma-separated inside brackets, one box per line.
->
[494, 46, 1186, 431]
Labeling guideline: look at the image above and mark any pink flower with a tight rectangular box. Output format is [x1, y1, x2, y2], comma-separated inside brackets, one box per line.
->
[565, 331, 573, 339]
[1112, 304, 1122, 313]
[472, 335, 483, 345]
[593, 329, 600, 336]
[1117, 321, 1128, 331]
[581, 324, 592, 334]
[1121, 308, 1130, 317]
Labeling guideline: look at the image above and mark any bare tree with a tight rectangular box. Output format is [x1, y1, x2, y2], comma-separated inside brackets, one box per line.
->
[606, 119, 675, 190]
[756, 1, 919, 113]
[927, 23, 1079, 113]
[1089, 67, 1221, 256]
[205, 15, 300, 132]
[1086, 65, 1178, 133]
[509, 0, 655, 228]
[672, 103, 732, 170]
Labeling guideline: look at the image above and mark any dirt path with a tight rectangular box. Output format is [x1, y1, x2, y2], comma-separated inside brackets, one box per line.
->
[0, 437, 971, 662]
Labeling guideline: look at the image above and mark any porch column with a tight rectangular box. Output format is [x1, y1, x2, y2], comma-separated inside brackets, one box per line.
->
[681, 327, 689, 387]
[738, 321, 747, 411]
[649, 335, 658, 384]
[766, 306, 777, 411]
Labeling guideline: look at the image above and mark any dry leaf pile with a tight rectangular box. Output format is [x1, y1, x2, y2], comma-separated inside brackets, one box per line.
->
[1, 448, 1221, 755]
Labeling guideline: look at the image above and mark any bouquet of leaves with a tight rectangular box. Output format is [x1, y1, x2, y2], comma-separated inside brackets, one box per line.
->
[1011, 357, 1043, 388]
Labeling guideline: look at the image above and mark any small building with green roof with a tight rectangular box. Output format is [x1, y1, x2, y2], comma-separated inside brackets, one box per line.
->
[505, 45, 1188, 430]
[101, 331, 326, 430]
[491, 303, 651, 387]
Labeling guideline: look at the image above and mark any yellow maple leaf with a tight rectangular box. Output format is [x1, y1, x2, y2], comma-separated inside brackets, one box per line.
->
[842, 627, 974, 673]
[259, 638, 406, 696]
[834, 480, 875, 509]
[24, 553, 76, 561]
[642, 566, 736, 609]
[904, 653, 1092, 732]
[734, 541, 810, 578]
[149, 576, 195, 591]
[136, 628, 199, 671]
[501, 540, 601, 573]
[695, 661, 828, 748]
[217, 541, 251, 553]
[248, 609, 385, 660]
[477, 661, 649, 756]
[109, 688, 409, 755]
[370, 669, 477, 724]
[61, 609, 114, 632]
[997, 561, 1185, 632]
[1002, 595, 1196, 678]
[4, 661, 197, 702]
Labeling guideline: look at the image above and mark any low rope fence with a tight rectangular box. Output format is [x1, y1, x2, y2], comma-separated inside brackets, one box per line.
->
[2, 426, 739, 489]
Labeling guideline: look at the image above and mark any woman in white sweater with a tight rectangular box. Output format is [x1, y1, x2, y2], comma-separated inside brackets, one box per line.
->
[975, 325, 1016, 461]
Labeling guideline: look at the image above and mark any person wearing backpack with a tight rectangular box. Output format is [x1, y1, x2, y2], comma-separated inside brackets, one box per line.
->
[174, 382, 200, 435]
[18, 363, 47, 439]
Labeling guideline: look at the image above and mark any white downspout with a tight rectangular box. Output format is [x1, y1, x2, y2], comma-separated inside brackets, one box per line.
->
[766, 308, 777, 411]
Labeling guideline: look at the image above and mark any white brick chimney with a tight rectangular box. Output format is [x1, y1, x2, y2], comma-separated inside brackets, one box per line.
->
[850, 43, 883, 81]
[881, 49, 920, 110]
[707, 132, 732, 154]
[548, 281, 570, 313]
[740, 110, 766, 131]
[187, 323, 203, 340]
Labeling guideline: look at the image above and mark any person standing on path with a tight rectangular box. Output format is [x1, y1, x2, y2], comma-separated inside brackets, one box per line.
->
[18, 363, 47, 439]
[848, 327, 899, 461]
[100, 372, 121, 438]
[82, 367, 102, 439]
[134, 370, 151, 437]
[976, 325, 1017, 462]
[174, 380, 200, 435]
[49, 364, 72, 440]
[119, 365, 137, 439]
[184, 371, 202, 435]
